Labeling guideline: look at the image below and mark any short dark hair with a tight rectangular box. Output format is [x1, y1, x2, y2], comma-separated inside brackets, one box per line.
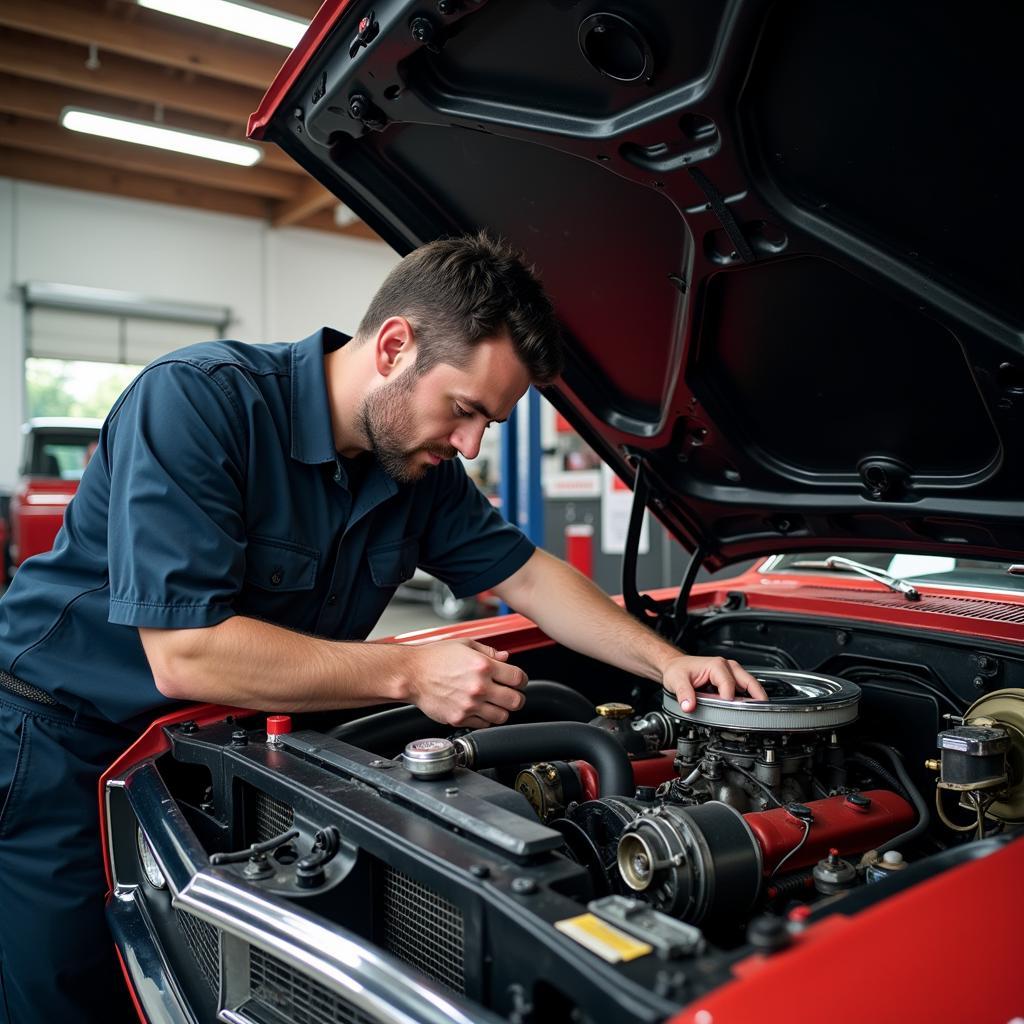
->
[356, 232, 564, 384]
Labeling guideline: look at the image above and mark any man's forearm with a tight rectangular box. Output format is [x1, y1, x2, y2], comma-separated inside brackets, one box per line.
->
[495, 549, 683, 682]
[140, 615, 411, 711]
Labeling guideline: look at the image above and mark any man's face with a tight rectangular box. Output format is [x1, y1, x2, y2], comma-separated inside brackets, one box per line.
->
[360, 333, 531, 483]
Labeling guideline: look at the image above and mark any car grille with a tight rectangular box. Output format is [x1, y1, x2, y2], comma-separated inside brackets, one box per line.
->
[176, 908, 221, 994]
[173, 798, 467, 1011]
[381, 866, 465, 993]
[248, 947, 382, 1024]
[253, 788, 295, 842]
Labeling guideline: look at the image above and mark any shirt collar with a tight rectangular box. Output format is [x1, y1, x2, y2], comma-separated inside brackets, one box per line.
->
[289, 327, 349, 465]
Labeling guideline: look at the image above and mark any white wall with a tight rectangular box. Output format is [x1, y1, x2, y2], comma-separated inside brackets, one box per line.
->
[0, 178, 400, 489]
[0, 180, 23, 489]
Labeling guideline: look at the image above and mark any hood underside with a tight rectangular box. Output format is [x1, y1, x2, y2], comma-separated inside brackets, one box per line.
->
[251, 0, 1024, 568]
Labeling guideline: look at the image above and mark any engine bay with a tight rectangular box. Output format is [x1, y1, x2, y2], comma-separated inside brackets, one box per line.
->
[110, 613, 1024, 1023]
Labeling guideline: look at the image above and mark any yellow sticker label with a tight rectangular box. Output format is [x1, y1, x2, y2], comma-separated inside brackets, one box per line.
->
[554, 913, 653, 963]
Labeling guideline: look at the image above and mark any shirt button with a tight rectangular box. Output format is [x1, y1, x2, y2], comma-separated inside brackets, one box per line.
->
[270, 568, 284, 586]
[327, 593, 337, 605]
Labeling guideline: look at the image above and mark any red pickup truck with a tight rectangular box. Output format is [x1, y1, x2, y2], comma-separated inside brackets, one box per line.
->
[6, 418, 101, 575]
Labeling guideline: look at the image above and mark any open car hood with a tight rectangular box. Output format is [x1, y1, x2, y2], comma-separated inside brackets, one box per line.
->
[250, 0, 1024, 569]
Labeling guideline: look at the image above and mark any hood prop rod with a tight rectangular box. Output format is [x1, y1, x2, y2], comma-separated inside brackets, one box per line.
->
[622, 455, 706, 645]
[670, 541, 706, 646]
[621, 458, 661, 627]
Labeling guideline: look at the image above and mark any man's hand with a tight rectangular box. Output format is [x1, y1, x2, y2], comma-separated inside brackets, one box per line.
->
[663, 655, 767, 712]
[407, 638, 529, 729]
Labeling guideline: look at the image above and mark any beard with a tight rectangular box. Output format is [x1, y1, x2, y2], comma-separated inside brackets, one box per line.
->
[358, 373, 457, 483]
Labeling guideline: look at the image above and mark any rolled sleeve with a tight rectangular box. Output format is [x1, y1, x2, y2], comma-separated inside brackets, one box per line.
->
[418, 460, 535, 599]
[104, 361, 248, 629]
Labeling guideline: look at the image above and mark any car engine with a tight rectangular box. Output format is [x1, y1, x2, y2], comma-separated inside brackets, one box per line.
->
[108, 633, 1024, 1024]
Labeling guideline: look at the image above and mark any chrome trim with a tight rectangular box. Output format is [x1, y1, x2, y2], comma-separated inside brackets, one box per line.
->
[452, 736, 474, 768]
[823, 556, 919, 599]
[403, 737, 457, 778]
[179, 872, 496, 1024]
[871, 578, 1024, 599]
[663, 671, 860, 731]
[110, 761, 503, 1024]
[114, 762, 209, 894]
[106, 887, 197, 1024]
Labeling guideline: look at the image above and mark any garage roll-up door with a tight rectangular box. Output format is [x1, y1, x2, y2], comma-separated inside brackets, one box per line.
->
[27, 307, 221, 365]
[22, 283, 231, 366]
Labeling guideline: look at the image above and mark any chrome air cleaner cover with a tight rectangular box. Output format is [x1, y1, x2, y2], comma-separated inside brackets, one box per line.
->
[663, 671, 861, 732]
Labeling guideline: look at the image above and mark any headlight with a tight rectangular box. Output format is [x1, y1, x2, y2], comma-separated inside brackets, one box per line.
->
[136, 825, 167, 889]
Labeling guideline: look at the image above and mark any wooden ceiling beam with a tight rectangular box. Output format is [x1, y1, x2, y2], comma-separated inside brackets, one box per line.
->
[0, 69, 303, 175]
[0, 145, 272, 220]
[0, 70, 230, 137]
[0, 0, 286, 90]
[0, 115, 301, 199]
[271, 177, 338, 227]
[0, 31, 259, 128]
[296, 208, 381, 241]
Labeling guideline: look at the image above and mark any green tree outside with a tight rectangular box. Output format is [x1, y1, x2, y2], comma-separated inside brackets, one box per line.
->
[25, 359, 141, 421]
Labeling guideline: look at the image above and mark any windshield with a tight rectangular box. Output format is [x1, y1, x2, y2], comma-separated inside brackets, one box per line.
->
[26, 431, 99, 481]
[762, 552, 1024, 595]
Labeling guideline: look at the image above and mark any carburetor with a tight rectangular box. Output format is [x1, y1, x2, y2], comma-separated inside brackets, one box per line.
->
[660, 671, 862, 813]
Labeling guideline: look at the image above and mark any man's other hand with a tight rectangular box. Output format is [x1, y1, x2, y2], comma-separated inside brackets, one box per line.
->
[663, 655, 767, 712]
[408, 638, 528, 729]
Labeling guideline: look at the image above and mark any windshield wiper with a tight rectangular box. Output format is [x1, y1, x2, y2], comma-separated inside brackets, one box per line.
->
[787, 556, 921, 601]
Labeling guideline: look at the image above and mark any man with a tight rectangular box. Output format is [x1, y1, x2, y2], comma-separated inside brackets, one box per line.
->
[0, 233, 764, 1023]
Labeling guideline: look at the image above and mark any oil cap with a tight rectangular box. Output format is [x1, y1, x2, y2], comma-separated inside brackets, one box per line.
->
[403, 738, 457, 779]
[266, 715, 292, 744]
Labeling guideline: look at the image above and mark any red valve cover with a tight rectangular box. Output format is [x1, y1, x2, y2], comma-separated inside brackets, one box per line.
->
[745, 790, 916, 875]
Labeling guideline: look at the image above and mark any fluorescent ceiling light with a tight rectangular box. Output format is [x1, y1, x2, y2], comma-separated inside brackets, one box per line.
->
[61, 109, 263, 167]
[138, 0, 307, 48]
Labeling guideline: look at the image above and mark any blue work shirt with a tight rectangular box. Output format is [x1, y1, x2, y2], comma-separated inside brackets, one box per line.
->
[0, 328, 534, 726]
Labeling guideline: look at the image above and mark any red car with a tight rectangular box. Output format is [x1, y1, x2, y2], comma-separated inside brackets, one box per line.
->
[102, 3, 1022, 1023]
[8, 418, 101, 571]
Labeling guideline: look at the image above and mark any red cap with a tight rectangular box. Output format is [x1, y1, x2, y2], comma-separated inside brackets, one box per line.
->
[266, 715, 292, 737]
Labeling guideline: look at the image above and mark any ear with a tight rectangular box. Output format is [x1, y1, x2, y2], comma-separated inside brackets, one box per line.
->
[373, 316, 416, 378]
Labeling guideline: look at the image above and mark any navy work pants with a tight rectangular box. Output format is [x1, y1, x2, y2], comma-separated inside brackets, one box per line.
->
[0, 690, 138, 1024]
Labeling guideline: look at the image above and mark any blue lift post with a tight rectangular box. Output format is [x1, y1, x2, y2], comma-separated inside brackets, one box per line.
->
[498, 387, 544, 613]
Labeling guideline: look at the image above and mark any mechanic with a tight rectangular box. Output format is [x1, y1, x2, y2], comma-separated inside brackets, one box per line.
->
[0, 233, 765, 1024]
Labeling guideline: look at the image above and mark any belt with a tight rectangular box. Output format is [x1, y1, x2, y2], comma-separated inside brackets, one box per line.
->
[0, 668, 70, 712]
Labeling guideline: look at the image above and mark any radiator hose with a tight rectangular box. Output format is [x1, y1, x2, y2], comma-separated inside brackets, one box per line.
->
[328, 680, 597, 754]
[458, 721, 635, 797]
[851, 741, 931, 853]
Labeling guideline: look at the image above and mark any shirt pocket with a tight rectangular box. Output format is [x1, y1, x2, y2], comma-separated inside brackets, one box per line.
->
[367, 536, 419, 588]
[244, 537, 320, 593]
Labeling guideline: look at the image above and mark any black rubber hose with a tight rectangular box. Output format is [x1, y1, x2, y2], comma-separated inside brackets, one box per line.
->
[464, 722, 635, 797]
[847, 753, 906, 799]
[854, 742, 931, 854]
[328, 680, 597, 752]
